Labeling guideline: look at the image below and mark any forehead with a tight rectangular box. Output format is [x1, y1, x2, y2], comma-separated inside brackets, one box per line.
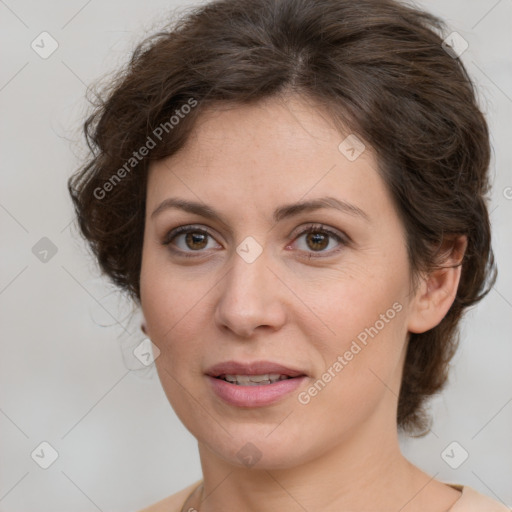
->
[190, 95, 340, 147]
[150, 95, 374, 175]
[145, 95, 393, 227]
[180, 95, 356, 169]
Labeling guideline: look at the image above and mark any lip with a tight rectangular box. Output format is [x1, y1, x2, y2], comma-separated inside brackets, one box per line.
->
[207, 375, 307, 407]
[205, 360, 307, 378]
[205, 360, 308, 408]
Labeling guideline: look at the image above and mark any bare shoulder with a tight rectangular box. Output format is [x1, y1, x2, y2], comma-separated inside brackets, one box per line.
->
[137, 480, 202, 512]
[449, 485, 511, 511]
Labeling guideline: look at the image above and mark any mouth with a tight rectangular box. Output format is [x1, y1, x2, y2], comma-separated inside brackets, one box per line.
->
[205, 360, 308, 407]
[205, 360, 307, 380]
[214, 373, 295, 386]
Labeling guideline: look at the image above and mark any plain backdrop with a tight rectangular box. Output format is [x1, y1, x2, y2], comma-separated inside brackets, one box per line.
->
[1, 0, 511, 510]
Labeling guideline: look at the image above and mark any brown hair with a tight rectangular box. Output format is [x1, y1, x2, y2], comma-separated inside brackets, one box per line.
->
[68, 0, 497, 434]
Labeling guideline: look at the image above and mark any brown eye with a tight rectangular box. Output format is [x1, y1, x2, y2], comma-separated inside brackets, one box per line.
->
[292, 224, 347, 257]
[305, 231, 329, 251]
[184, 231, 208, 250]
[163, 225, 221, 256]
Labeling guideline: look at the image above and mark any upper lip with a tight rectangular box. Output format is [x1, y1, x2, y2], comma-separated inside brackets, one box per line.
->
[205, 360, 307, 378]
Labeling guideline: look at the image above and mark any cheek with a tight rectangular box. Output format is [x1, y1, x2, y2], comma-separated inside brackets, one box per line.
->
[140, 276, 197, 352]
[298, 259, 410, 403]
[139, 247, 219, 380]
[140, 250, 184, 356]
[140, 258, 210, 426]
[140, 239, 201, 332]
[299, 255, 408, 344]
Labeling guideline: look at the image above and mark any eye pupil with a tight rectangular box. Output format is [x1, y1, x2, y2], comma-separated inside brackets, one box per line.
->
[306, 232, 328, 251]
[186, 232, 208, 250]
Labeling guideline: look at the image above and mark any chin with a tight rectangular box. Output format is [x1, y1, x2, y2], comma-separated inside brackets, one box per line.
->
[195, 421, 324, 471]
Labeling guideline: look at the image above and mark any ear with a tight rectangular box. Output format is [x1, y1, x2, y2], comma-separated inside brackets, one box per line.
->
[141, 318, 148, 335]
[407, 235, 467, 334]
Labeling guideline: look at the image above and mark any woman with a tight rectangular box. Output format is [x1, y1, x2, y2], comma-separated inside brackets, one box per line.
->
[68, 0, 509, 510]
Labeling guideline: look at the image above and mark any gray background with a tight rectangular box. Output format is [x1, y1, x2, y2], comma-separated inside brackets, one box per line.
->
[0, 0, 511, 510]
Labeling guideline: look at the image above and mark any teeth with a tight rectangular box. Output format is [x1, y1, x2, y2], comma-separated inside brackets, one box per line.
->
[222, 374, 290, 385]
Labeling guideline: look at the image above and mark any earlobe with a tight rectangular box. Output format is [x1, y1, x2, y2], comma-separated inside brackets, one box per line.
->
[407, 235, 467, 334]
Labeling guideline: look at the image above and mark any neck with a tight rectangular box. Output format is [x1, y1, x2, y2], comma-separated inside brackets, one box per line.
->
[194, 416, 429, 512]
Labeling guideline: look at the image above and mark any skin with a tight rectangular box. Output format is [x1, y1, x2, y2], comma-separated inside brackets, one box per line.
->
[139, 94, 466, 511]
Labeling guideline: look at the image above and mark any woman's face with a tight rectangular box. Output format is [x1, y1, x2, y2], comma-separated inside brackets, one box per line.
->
[140, 95, 418, 469]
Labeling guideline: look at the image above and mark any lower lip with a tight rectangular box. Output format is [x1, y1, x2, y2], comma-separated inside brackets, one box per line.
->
[207, 376, 307, 407]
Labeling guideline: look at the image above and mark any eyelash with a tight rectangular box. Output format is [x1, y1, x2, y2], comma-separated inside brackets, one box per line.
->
[162, 223, 349, 259]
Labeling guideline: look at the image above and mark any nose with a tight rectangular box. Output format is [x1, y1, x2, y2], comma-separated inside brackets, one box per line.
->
[214, 247, 287, 339]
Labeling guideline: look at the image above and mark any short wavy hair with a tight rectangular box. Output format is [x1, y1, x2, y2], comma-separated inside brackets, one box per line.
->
[68, 0, 497, 434]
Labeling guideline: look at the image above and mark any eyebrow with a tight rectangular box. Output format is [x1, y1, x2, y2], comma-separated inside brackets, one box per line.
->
[150, 196, 370, 224]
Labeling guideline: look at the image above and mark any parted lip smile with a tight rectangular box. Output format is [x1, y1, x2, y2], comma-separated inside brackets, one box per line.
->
[205, 360, 309, 407]
[205, 360, 308, 380]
